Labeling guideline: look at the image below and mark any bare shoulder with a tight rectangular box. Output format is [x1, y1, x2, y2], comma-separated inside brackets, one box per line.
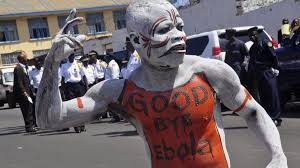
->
[185, 55, 240, 91]
[85, 79, 126, 103]
[184, 55, 230, 75]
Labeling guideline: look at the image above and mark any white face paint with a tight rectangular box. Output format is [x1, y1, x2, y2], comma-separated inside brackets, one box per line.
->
[128, 2, 187, 69]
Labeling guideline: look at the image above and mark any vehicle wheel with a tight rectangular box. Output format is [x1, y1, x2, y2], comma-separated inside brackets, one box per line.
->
[0, 100, 4, 107]
[7, 93, 16, 108]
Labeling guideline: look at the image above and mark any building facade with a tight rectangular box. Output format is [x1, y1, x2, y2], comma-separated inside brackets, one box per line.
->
[0, 0, 130, 67]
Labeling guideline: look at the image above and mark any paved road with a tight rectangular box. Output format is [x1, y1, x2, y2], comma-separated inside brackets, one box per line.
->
[0, 103, 299, 168]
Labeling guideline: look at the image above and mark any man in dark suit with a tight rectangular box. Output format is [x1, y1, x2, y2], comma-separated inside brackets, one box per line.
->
[13, 51, 38, 133]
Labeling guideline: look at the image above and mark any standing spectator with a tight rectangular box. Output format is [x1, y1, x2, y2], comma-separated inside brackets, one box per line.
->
[104, 54, 120, 80]
[89, 51, 107, 83]
[290, 18, 299, 35]
[247, 27, 282, 126]
[13, 51, 38, 133]
[29, 58, 44, 94]
[61, 53, 86, 133]
[224, 29, 249, 85]
[122, 37, 141, 79]
[79, 55, 96, 89]
[277, 18, 291, 47]
[290, 18, 300, 46]
[104, 54, 121, 122]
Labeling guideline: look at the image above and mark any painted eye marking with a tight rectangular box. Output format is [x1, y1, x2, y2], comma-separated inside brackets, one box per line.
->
[167, 9, 177, 25]
[150, 17, 168, 36]
[139, 33, 170, 58]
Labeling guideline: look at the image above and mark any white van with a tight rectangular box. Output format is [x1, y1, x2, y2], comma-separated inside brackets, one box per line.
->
[186, 25, 279, 61]
[0, 67, 16, 108]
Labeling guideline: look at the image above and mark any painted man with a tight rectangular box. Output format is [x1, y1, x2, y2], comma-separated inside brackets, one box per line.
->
[36, 1, 287, 168]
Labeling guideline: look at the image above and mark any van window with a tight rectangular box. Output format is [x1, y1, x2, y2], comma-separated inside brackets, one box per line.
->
[219, 29, 270, 43]
[3, 72, 14, 83]
[186, 36, 209, 56]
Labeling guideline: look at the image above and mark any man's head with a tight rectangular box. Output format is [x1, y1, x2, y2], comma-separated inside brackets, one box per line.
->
[125, 37, 135, 53]
[68, 53, 75, 63]
[225, 29, 236, 41]
[16, 50, 28, 65]
[88, 51, 98, 64]
[282, 18, 289, 25]
[248, 27, 259, 42]
[80, 55, 90, 67]
[126, 0, 186, 69]
[34, 58, 43, 70]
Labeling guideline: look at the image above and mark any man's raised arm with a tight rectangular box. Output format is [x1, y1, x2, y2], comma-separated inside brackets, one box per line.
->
[203, 60, 287, 168]
[35, 9, 89, 129]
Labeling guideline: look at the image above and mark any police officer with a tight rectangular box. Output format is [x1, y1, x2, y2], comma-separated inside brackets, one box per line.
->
[89, 51, 107, 83]
[122, 37, 141, 79]
[29, 58, 44, 94]
[224, 29, 249, 85]
[79, 55, 96, 89]
[247, 27, 282, 126]
[104, 53, 121, 122]
[61, 53, 86, 132]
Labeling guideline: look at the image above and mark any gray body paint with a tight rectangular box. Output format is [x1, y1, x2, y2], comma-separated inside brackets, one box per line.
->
[36, 1, 287, 168]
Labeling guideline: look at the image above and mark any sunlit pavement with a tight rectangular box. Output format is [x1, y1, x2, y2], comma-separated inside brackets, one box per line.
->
[0, 103, 299, 168]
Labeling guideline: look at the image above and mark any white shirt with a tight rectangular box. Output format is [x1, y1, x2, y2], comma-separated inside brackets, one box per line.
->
[123, 51, 141, 79]
[93, 60, 107, 79]
[105, 60, 120, 80]
[60, 60, 82, 83]
[29, 67, 43, 89]
[80, 64, 96, 85]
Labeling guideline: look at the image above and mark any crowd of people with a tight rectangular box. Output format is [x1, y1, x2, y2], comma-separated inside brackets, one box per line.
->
[13, 38, 141, 133]
[277, 17, 300, 47]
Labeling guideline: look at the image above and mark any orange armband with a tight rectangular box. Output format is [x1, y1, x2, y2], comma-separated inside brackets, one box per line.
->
[233, 89, 252, 113]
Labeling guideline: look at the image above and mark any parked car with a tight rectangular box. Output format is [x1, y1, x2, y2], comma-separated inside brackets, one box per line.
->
[0, 67, 16, 108]
[275, 40, 300, 108]
[186, 25, 278, 61]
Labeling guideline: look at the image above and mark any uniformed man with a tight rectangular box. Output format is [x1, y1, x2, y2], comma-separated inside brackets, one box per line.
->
[104, 54, 121, 122]
[29, 58, 44, 94]
[79, 55, 96, 89]
[224, 28, 249, 85]
[60, 53, 86, 132]
[89, 51, 107, 83]
[122, 37, 141, 79]
[248, 27, 282, 126]
[104, 54, 120, 80]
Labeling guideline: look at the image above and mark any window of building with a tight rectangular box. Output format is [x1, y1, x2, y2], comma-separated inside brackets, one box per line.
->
[113, 11, 126, 30]
[0, 20, 19, 42]
[33, 49, 49, 57]
[86, 13, 106, 34]
[1, 52, 19, 65]
[57, 15, 79, 34]
[28, 18, 50, 39]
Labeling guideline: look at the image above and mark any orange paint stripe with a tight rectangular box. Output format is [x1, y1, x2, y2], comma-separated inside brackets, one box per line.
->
[77, 97, 84, 109]
[233, 89, 252, 113]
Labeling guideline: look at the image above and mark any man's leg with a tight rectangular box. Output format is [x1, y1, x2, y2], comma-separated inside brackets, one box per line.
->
[19, 98, 36, 132]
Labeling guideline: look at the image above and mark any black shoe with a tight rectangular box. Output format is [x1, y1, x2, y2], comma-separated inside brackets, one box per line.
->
[26, 127, 38, 133]
[74, 127, 81, 133]
[80, 126, 86, 132]
[273, 119, 282, 127]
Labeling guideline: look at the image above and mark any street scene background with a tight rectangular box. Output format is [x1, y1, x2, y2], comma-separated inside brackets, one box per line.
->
[0, 103, 299, 168]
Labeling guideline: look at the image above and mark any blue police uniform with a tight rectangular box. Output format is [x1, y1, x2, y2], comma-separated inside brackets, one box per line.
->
[248, 38, 282, 125]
